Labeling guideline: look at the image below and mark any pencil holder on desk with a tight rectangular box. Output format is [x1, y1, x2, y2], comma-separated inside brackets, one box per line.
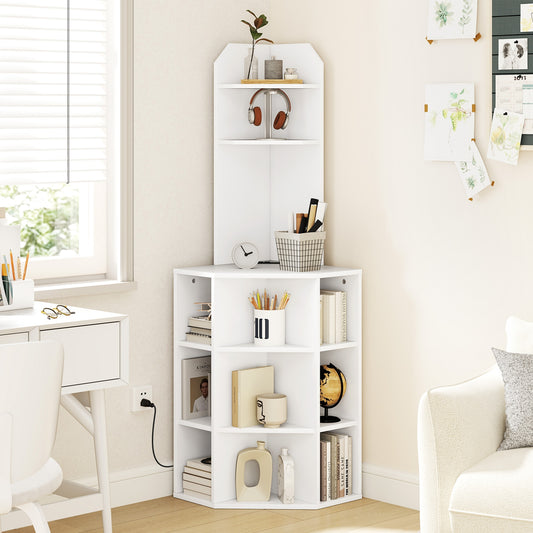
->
[275, 231, 326, 272]
[254, 309, 285, 346]
[0, 279, 34, 312]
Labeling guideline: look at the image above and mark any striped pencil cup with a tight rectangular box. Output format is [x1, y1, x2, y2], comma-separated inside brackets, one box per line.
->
[254, 309, 285, 346]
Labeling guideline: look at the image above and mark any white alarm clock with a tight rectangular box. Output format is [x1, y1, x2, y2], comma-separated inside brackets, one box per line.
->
[232, 242, 259, 269]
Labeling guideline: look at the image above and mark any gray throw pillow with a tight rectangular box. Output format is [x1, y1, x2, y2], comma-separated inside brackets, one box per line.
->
[492, 347, 533, 450]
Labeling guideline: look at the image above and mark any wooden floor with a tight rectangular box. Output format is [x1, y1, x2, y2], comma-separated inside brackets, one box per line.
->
[8, 497, 419, 533]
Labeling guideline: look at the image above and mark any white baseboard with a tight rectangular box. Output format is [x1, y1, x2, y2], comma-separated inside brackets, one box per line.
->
[83, 464, 174, 508]
[0, 465, 174, 531]
[362, 463, 419, 511]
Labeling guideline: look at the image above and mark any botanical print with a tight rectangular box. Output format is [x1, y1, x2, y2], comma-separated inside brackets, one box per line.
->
[521, 3, 533, 32]
[458, 0, 474, 33]
[487, 109, 525, 166]
[498, 39, 528, 71]
[454, 141, 491, 198]
[427, 0, 477, 39]
[424, 83, 475, 161]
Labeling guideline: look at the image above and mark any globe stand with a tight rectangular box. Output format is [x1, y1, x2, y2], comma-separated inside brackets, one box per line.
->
[320, 407, 340, 423]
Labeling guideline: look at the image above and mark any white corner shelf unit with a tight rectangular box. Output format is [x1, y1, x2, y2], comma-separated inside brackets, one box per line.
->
[173, 264, 362, 509]
[214, 43, 324, 264]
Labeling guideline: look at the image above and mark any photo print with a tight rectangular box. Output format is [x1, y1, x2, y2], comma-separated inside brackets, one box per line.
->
[498, 39, 528, 71]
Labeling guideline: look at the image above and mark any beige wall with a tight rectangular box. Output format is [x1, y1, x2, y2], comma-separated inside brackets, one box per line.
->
[53, 0, 533, 489]
[273, 0, 533, 476]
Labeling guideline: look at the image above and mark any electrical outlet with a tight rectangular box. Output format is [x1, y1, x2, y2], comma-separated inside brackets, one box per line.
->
[131, 385, 152, 412]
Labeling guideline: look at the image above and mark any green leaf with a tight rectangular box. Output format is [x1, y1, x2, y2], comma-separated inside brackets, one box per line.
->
[255, 14, 268, 29]
[251, 29, 262, 40]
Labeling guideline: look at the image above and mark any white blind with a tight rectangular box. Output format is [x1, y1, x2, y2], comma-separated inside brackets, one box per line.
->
[0, 0, 115, 184]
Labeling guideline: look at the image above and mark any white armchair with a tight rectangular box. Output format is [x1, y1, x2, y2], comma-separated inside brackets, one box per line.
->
[0, 341, 64, 533]
[418, 316, 533, 532]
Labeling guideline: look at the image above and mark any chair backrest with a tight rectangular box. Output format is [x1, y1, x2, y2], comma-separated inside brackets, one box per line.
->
[0, 341, 63, 482]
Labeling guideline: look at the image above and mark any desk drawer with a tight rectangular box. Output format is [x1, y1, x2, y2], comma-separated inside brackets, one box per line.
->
[0, 332, 29, 344]
[41, 322, 120, 387]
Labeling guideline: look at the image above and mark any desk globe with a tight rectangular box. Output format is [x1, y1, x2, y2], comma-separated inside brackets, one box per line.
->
[320, 363, 346, 423]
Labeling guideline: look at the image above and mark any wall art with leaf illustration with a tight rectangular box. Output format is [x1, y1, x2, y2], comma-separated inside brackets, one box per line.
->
[487, 108, 525, 166]
[454, 140, 491, 199]
[427, 0, 478, 39]
[424, 83, 475, 161]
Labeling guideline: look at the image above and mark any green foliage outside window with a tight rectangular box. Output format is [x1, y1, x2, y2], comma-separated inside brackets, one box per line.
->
[0, 185, 79, 257]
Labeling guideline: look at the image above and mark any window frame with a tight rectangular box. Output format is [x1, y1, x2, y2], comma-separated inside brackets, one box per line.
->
[33, 0, 134, 292]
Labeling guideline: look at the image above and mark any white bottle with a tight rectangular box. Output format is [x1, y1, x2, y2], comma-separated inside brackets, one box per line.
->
[278, 447, 294, 504]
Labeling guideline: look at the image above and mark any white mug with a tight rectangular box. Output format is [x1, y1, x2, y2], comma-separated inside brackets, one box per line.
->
[256, 393, 287, 428]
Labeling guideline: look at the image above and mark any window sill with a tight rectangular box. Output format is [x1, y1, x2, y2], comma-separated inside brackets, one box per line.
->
[35, 279, 137, 299]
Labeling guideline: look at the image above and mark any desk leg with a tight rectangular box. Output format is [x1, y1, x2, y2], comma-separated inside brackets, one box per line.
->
[89, 390, 112, 533]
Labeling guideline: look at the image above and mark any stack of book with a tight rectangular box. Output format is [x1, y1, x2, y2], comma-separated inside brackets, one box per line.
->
[182, 457, 212, 501]
[320, 432, 352, 501]
[186, 315, 212, 345]
[320, 290, 347, 345]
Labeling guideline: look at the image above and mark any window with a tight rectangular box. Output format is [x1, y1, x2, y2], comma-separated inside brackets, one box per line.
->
[0, 0, 132, 284]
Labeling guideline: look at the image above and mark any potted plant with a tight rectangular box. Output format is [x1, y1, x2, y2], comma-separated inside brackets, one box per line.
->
[241, 10, 273, 79]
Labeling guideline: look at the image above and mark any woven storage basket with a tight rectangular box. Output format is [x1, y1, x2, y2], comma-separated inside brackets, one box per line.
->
[274, 231, 326, 272]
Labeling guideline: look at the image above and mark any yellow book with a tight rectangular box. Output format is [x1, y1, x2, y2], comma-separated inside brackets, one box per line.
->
[232, 366, 274, 427]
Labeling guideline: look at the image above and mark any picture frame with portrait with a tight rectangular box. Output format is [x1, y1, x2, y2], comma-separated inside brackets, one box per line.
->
[182, 355, 211, 420]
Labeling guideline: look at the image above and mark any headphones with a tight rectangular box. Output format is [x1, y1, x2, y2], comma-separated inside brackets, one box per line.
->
[248, 89, 291, 130]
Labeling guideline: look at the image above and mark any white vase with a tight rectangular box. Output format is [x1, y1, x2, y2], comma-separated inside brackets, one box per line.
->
[278, 447, 295, 504]
[244, 47, 258, 80]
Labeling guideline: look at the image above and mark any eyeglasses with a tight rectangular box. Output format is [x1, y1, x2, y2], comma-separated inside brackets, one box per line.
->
[41, 305, 76, 320]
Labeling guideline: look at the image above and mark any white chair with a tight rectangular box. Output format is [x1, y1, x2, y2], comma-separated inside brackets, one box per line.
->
[418, 316, 533, 532]
[0, 341, 64, 533]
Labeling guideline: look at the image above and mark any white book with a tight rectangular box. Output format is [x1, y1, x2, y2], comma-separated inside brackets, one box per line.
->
[183, 488, 211, 501]
[183, 465, 211, 479]
[321, 290, 347, 343]
[337, 434, 346, 497]
[186, 457, 212, 473]
[320, 294, 324, 345]
[320, 438, 332, 501]
[183, 480, 211, 495]
[320, 291, 336, 344]
[346, 435, 353, 495]
[321, 433, 338, 499]
[185, 332, 212, 345]
[187, 315, 212, 329]
[183, 472, 211, 487]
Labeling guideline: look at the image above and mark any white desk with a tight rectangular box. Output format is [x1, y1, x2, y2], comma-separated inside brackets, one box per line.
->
[0, 302, 129, 533]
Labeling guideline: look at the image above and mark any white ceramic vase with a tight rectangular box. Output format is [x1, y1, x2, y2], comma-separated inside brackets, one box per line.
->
[278, 447, 295, 504]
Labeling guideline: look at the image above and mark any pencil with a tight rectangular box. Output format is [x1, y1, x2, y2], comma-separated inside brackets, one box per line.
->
[9, 250, 15, 280]
[22, 252, 29, 280]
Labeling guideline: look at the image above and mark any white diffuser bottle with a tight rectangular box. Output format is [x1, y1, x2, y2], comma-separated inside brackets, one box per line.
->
[278, 447, 295, 504]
